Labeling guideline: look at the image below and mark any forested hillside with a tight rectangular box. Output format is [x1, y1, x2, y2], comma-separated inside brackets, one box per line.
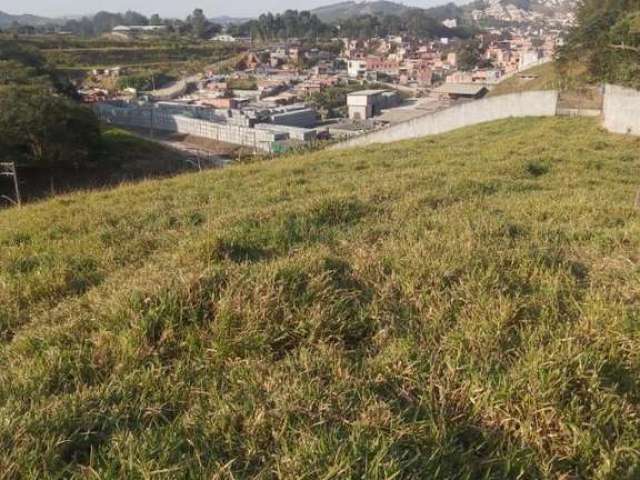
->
[561, 0, 640, 88]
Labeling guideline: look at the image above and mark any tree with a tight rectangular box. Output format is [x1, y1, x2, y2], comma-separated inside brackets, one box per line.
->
[188, 8, 210, 39]
[457, 39, 484, 70]
[123, 10, 149, 26]
[0, 39, 77, 97]
[0, 60, 45, 87]
[92, 11, 122, 35]
[150, 14, 162, 26]
[560, 0, 640, 88]
[0, 88, 101, 168]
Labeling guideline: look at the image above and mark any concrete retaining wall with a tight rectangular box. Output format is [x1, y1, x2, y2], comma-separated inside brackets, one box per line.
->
[255, 123, 317, 141]
[270, 108, 318, 128]
[96, 104, 282, 152]
[603, 84, 640, 135]
[331, 90, 559, 150]
[147, 80, 188, 101]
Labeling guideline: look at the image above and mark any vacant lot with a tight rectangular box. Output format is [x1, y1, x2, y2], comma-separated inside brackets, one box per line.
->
[1, 117, 639, 478]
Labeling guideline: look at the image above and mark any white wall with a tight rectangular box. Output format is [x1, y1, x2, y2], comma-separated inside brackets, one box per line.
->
[603, 84, 640, 136]
[95, 105, 281, 152]
[331, 90, 559, 150]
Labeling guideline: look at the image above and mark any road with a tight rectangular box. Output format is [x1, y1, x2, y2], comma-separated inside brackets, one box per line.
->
[376, 96, 454, 124]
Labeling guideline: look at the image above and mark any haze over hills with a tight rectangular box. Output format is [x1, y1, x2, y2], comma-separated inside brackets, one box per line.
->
[210, 15, 254, 25]
[308, 0, 577, 24]
[311, 1, 412, 22]
[310, 0, 576, 23]
[0, 10, 64, 27]
[470, 0, 577, 21]
[0, 0, 578, 28]
[310, 1, 475, 22]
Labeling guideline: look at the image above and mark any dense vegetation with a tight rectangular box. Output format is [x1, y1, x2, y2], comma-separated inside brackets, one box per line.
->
[4, 4, 473, 42]
[336, 10, 472, 40]
[30, 8, 222, 39]
[0, 88, 101, 168]
[561, 0, 640, 88]
[226, 8, 471, 41]
[2, 117, 640, 477]
[44, 44, 240, 69]
[0, 38, 74, 94]
[0, 39, 102, 169]
[228, 10, 332, 42]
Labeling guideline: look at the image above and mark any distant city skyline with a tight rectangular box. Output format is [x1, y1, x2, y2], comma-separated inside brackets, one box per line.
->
[0, 0, 468, 20]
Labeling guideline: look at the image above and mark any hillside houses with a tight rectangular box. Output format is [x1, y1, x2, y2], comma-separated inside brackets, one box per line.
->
[339, 23, 561, 88]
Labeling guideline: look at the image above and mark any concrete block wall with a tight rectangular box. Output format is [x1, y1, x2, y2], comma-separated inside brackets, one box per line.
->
[270, 108, 318, 128]
[96, 104, 281, 152]
[602, 84, 640, 136]
[331, 90, 559, 150]
[255, 123, 318, 141]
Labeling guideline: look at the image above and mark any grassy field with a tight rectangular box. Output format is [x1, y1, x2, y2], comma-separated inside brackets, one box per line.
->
[489, 62, 561, 97]
[1, 117, 640, 478]
[490, 62, 595, 95]
[490, 62, 603, 110]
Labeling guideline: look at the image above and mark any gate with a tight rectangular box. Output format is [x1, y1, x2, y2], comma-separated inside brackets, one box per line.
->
[557, 85, 604, 117]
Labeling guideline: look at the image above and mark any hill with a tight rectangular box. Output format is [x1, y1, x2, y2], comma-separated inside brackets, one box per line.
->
[308, 0, 575, 24]
[311, 1, 412, 22]
[2, 117, 640, 477]
[490, 62, 560, 96]
[0, 10, 60, 27]
[469, 0, 577, 22]
[309, 1, 469, 23]
[210, 15, 254, 25]
[487, 0, 576, 12]
[489, 62, 603, 110]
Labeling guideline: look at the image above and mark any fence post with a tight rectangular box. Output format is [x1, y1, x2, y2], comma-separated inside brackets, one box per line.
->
[1, 162, 21, 207]
[149, 107, 154, 139]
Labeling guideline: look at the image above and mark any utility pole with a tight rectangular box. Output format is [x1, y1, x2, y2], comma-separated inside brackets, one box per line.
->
[149, 105, 154, 139]
[150, 72, 156, 139]
[0, 162, 22, 207]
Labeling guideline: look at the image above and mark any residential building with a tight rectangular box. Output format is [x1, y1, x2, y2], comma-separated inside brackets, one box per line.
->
[347, 59, 367, 78]
[347, 90, 401, 120]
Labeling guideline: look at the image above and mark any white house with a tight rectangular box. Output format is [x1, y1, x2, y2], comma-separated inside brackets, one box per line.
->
[442, 18, 458, 29]
[347, 59, 367, 78]
[212, 34, 237, 42]
[112, 25, 166, 33]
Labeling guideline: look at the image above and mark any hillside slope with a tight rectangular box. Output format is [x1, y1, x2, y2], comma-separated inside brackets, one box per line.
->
[1, 117, 640, 478]
[311, 0, 426, 22]
[0, 10, 60, 27]
[489, 62, 561, 97]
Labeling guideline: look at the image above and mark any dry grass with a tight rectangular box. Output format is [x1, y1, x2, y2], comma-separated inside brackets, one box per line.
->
[489, 62, 600, 109]
[1, 117, 640, 478]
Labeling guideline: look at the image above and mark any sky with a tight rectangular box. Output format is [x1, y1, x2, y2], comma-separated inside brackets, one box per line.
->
[0, 0, 466, 19]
